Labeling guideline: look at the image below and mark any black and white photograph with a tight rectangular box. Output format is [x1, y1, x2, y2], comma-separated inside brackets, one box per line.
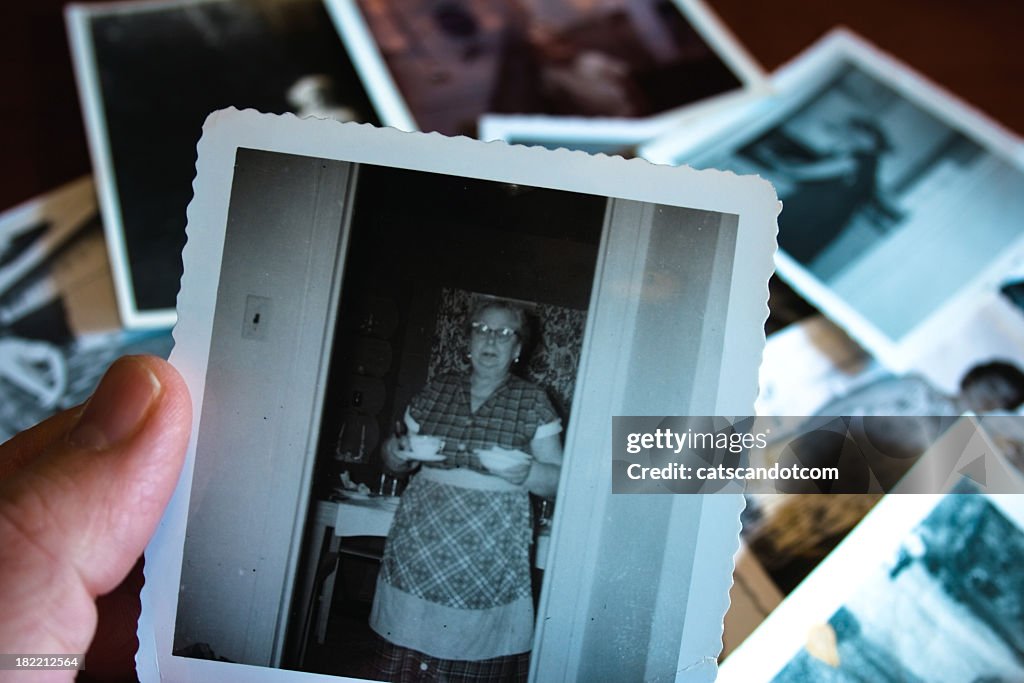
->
[771, 492, 1024, 683]
[639, 30, 1024, 376]
[0, 176, 172, 442]
[66, 0, 381, 329]
[328, 0, 763, 138]
[138, 111, 776, 682]
[239, 162, 606, 679]
[720, 456, 1024, 683]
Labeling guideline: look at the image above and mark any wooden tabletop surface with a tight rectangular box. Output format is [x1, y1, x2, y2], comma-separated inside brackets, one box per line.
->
[1, 0, 1020, 210]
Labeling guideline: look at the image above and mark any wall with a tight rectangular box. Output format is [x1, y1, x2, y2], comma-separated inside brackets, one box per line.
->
[173, 149, 351, 664]
[532, 201, 743, 681]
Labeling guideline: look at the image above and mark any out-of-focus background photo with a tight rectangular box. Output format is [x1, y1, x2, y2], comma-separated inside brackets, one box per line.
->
[1, 1, 1023, 681]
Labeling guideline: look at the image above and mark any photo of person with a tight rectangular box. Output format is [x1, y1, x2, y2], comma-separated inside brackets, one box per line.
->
[724, 63, 939, 282]
[162, 118, 772, 682]
[770, 493, 1024, 683]
[745, 114, 903, 266]
[289, 166, 601, 679]
[643, 32, 1024, 371]
[338, 0, 748, 136]
[372, 297, 562, 679]
[743, 357, 1024, 593]
[68, 0, 381, 326]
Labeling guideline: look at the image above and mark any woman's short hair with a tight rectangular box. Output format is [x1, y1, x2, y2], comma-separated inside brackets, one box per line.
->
[466, 298, 531, 351]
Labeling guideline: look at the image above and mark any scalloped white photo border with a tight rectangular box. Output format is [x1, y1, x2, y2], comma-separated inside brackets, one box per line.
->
[139, 111, 779, 682]
[640, 28, 1024, 379]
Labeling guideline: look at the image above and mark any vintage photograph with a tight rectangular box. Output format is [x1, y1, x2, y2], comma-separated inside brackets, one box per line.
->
[328, 0, 763, 137]
[640, 30, 1024, 375]
[282, 165, 605, 678]
[476, 79, 759, 155]
[478, 113, 646, 156]
[720, 457, 1024, 683]
[139, 112, 776, 682]
[771, 493, 1024, 683]
[0, 177, 173, 440]
[67, 0, 380, 329]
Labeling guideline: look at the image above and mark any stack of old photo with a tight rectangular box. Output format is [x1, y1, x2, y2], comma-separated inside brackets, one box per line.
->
[648, 29, 1024, 682]
[0, 177, 173, 443]
[65, 0, 765, 329]
[0, 0, 1008, 680]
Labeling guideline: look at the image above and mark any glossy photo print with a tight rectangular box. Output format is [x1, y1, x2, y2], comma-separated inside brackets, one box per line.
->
[641, 30, 1024, 378]
[328, 0, 764, 139]
[721, 479, 1024, 683]
[137, 111, 779, 682]
[67, 0, 380, 328]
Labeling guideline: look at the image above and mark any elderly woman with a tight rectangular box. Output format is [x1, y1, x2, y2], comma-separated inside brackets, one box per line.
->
[370, 299, 563, 681]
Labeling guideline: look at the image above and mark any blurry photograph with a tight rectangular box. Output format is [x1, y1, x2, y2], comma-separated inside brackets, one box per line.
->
[773, 493, 1024, 683]
[0, 176, 154, 442]
[67, 0, 380, 328]
[721, 488, 1024, 683]
[641, 30, 1024, 375]
[143, 112, 776, 682]
[329, 0, 763, 137]
[478, 113, 645, 156]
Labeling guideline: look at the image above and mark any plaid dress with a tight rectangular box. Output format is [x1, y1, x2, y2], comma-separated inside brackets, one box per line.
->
[370, 373, 559, 678]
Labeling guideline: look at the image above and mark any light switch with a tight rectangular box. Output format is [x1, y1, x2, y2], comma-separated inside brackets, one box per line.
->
[242, 295, 271, 340]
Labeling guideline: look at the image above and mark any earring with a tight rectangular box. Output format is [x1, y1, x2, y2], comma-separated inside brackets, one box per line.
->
[514, 356, 520, 363]
[467, 352, 472, 359]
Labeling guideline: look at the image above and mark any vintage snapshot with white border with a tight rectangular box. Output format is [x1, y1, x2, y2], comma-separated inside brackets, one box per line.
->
[137, 110, 778, 681]
[720, 435, 1024, 682]
[326, 0, 766, 140]
[476, 86, 759, 157]
[641, 29, 1024, 381]
[66, 0, 380, 330]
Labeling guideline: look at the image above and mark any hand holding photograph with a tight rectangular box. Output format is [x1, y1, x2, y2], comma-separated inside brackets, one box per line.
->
[138, 111, 778, 681]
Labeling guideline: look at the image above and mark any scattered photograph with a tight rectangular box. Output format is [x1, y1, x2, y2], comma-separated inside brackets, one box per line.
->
[478, 113, 646, 157]
[0, 176, 97, 317]
[0, 176, 171, 440]
[723, 543, 784, 660]
[639, 29, 1024, 376]
[138, 111, 777, 682]
[328, 0, 764, 137]
[774, 493, 1024, 683]
[67, 0, 381, 329]
[0, 329, 174, 443]
[476, 82, 757, 155]
[721, 471, 1024, 681]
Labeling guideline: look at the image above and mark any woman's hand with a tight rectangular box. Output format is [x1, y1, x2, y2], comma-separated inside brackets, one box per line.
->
[477, 446, 532, 485]
[380, 433, 417, 476]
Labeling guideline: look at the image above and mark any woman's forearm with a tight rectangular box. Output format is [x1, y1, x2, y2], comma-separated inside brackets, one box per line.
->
[524, 461, 561, 498]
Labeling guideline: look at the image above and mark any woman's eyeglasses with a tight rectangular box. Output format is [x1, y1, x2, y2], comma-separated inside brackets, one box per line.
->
[471, 321, 519, 345]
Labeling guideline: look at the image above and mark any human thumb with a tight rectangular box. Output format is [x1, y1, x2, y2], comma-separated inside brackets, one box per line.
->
[0, 356, 191, 681]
